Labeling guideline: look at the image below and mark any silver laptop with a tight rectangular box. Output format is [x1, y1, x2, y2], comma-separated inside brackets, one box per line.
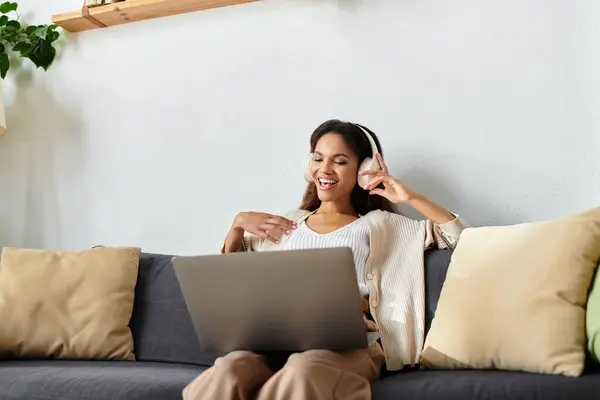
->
[172, 247, 369, 353]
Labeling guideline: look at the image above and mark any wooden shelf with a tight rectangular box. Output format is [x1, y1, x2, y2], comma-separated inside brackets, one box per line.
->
[52, 0, 261, 32]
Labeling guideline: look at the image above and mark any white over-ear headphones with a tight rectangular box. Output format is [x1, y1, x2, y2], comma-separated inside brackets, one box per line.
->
[302, 123, 381, 189]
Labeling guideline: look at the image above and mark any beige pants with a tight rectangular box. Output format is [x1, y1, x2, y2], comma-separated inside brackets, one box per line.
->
[182, 344, 385, 400]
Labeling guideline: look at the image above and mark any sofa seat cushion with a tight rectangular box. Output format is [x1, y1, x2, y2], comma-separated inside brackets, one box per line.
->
[0, 360, 205, 400]
[371, 369, 600, 400]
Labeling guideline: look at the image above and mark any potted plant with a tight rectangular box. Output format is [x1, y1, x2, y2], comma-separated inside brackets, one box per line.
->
[0, 1, 61, 134]
[0, 1, 60, 78]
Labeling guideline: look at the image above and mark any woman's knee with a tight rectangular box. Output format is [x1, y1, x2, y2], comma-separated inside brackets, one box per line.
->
[285, 347, 383, 382]
[284, 350, 330, 377]
[273, 350, 373, 399]
[184, 351, 272, 400]
[214, 351, 267, 375]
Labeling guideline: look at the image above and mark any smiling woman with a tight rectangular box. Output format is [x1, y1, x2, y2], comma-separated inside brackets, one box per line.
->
[188, 119, 469, 400]
[299, 120, 396, 216]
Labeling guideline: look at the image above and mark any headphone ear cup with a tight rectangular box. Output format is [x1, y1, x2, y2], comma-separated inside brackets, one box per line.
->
[357, 157, 373, 188]
[357, 157, 381, 189]
[303, 153, 314, 183]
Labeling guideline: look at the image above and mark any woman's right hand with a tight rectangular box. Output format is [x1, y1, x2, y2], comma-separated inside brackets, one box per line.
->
[233, 212, 297, 244]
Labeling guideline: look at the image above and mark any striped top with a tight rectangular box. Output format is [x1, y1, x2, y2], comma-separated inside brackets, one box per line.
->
[241, 209, 468, 371]
[282, 218, 371, 296]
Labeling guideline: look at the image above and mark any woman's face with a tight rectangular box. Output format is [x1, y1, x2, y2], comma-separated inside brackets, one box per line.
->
[310, 133, 360, 203]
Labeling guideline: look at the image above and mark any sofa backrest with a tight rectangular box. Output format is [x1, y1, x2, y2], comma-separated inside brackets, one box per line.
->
[423, 249, 453, 335]
[129, 249, 453, 367]
[129, 253, 224, 367]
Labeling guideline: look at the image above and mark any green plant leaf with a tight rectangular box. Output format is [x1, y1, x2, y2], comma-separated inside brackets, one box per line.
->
[0, 53, 9, 79]
[34, 26, 46, 39]
[2, 21, 21, 44]
[0, 1, 17, 14]
[2, 33, 18, 44]
[0, 19, 61, 77]
[5, 19, 19, 30]
[12, 41, 29, 55]
[27, 37, 55, 70]
[48, 30, 60, 42]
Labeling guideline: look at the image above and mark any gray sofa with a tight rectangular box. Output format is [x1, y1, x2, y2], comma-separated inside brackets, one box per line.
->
[1, 250, 599, 400]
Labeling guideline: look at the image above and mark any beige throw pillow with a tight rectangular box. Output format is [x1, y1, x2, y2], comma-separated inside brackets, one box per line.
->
[420, 207, 600, 376]
[0, 246, 141, 361]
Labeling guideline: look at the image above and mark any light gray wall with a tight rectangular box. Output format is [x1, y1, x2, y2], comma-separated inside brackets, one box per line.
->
[0, 0, 597, 254]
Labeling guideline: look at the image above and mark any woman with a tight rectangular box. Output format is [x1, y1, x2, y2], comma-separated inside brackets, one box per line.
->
[184, 119, 468, 400]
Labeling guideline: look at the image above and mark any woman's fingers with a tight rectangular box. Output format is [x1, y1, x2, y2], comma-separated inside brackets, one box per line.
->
[364, 176, 386, 191]
[243, 213, 297, 244]
[260, 223, 290, 237]
[365, 319, 378, 332]
[245, 226, 278, 243]
[257, 228, 281, 244]
[376, 154, 389, 174]
[369, 188, 388, 198]
[359, 154, 389, 176]
[359, 169, 386, 177]
[265, 215, 296, 230]
[259, 231, 280, 244]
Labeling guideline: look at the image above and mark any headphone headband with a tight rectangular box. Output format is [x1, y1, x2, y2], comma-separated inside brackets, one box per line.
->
[352, 123, 380, 158]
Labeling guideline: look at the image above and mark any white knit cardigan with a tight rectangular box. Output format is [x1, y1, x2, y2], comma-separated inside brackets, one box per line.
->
[241, 209, 468, 371]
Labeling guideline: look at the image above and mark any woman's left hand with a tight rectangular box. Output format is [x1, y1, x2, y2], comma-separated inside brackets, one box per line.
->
[360, 154, 418, 205]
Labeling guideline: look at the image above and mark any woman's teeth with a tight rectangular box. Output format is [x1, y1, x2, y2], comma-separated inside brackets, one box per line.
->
[318, 178, 338, 189]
